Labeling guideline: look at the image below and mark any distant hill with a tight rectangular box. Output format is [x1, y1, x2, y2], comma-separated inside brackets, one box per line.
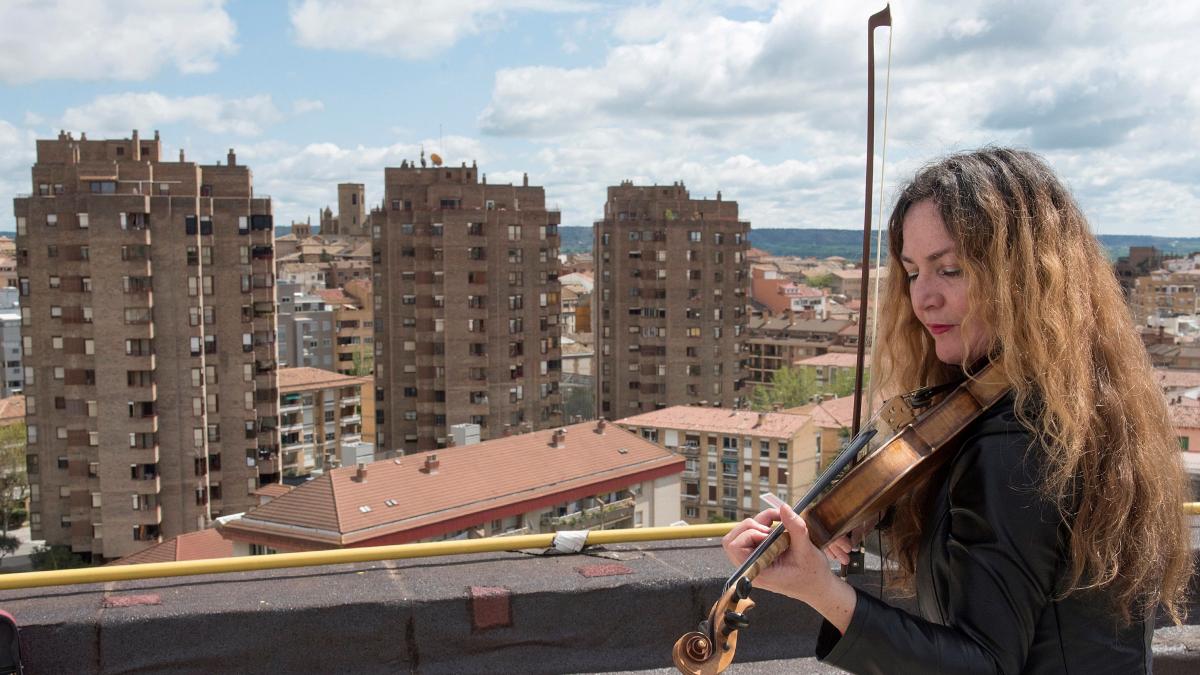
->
[555, 226, 1200, 262]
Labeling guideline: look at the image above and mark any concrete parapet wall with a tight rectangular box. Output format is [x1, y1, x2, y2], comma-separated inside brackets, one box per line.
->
[1, 539, 1197, 673]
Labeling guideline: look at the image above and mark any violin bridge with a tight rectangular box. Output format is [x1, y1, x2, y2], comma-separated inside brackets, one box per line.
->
[876, 395, 916, 437]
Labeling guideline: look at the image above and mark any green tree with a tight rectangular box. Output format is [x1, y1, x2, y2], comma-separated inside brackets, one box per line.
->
[806, 273, 837, 289]
[30, 544, 90, 571]
[751, 366, 818, 411]
[350, 347, 374, 376]
[0, 422, 29, 550]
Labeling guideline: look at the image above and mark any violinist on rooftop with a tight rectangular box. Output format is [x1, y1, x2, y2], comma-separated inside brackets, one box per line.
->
[723, 147, 1193, 673]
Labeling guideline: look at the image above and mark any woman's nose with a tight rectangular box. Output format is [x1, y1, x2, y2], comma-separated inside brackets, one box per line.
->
[911, 276, 942, 311]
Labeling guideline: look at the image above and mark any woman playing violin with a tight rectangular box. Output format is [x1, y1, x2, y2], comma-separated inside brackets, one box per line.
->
[723, 147, 1192, 673]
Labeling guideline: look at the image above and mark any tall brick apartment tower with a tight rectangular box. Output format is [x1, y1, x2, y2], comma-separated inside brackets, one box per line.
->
[13, 131, 282, 561]
[373, 163, 564, 453]
[594, 181, 750, 419]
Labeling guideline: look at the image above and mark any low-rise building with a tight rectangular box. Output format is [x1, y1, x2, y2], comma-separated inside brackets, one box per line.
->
[751, 267, 826, 317]
[616, 406, 816, 524]
[217, 420, 682, 552]
[793, 352, 863, 393]
[277, 368, 372, 478]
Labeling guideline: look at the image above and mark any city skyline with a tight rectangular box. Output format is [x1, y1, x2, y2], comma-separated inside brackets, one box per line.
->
[0, 1, 1197, 237]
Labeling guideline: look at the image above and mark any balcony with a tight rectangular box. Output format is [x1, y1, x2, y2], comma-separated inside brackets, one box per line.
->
[539, 497, 635, 531]
[0, 537, 1196, 673]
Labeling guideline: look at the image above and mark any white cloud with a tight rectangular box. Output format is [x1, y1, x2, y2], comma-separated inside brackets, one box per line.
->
[291, 99, 326, 115]
[0, 0, 236, 84]
[472, 0, 1200, 235]
[60, 93, 284, 137]
[289, 0, 594, 59]
[0, 119, 42, 227]
[245, 136, 489, 226]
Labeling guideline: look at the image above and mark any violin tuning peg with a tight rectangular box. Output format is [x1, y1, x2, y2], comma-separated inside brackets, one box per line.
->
[723, 610, 751, 632]
[736, 577, 752, 599]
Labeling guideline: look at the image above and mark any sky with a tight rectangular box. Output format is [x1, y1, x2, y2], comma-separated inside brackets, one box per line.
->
[1, 0, 1198, 237]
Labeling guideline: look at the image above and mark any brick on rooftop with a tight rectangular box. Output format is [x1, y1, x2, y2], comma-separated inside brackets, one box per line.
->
[617, 405, 811, 440]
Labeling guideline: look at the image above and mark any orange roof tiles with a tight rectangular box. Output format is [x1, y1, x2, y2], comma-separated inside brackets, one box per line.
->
[110, 528, 233, 566]
[1155, 369, 1200, 391]
[617, 406, 811, 440]
[1169, 398, 1200, 430]
[277, 367, 371, 393]
[0, 395, 24, 427]
[787, 395, 857, 430]
[253, 483, 295, 499]
[220, 421, 682, 547]
[795, 353, 861, 368]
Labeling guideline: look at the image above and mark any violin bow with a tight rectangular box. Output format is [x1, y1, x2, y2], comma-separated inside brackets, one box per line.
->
[671, 7, 895, 674]
[852, 4, 893, 437]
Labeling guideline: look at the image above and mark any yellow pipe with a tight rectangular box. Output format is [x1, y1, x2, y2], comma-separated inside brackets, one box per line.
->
[6, 503, 1199, 591]
[0, 523, 737, 591]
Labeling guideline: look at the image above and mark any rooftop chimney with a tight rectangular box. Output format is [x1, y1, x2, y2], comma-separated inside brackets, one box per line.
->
[595, 418, 607, 434]
[227, 148, 237, 166]
[755, 412, 767, 428]
[179, 149, 186, 162]
[354, 463, 368, 482]
[423, 454, 440, 474]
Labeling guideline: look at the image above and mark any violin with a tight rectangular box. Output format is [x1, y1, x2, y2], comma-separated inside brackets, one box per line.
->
[671, 362, 1011, 674]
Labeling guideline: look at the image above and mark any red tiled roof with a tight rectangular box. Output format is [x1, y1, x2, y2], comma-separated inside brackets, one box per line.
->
[220, 421, 682, 547]
[253, 483, 295, 499]
[0, 395, 24, 426]
[110, 529, 233, 566]
[1169, 398, 1200, 430]
[1155, 369, 1200, 391]
[795, 353, 861, 368]
[787, 395, 856, 430]
[277, 367, 371, 393]
[316, 289, 352, 305]
[617, 406, 811, 440]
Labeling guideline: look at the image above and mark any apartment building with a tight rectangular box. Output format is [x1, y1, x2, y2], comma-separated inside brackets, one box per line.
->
[218, 419, 681, 551]
[13, 131, 281, 561]
[594, 182, 750, 419]
[616, 406, 816, 524]
[319, 278, 374, 376]
[277, 367, 371, 478]
[276, 282, 334, 369]
[373, 163, 564, 453]
[1131, 270, 1200, 325]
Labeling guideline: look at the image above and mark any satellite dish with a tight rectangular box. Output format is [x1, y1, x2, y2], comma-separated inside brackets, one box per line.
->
[430, 153, 443, 166]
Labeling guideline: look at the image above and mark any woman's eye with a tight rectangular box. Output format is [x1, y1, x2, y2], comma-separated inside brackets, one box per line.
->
[940, 267, 962, 278]
[905, 271, 918, 283]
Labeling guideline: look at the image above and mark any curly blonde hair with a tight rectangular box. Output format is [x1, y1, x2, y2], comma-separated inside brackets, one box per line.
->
[877, 147, 1191, 623]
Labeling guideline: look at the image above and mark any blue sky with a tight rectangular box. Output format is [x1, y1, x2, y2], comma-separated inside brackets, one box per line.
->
[2, 0, 1198, 237]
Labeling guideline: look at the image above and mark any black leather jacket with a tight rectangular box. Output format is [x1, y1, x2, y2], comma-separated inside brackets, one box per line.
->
[814, 397, 1151, 674]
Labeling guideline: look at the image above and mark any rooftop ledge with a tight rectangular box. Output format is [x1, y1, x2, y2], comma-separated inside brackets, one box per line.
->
[3, 538, 1200, 674]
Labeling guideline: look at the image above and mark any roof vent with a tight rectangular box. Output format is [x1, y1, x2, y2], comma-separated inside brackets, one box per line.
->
[618, 448, 629, 455]
[359, 505, 371, 513]
[423, 453, 440, 474]
[384, 499, 398, 507]
[595, 418, 607, 434]
[393, 458, 402, 464]
[550, 428, 567, 448]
